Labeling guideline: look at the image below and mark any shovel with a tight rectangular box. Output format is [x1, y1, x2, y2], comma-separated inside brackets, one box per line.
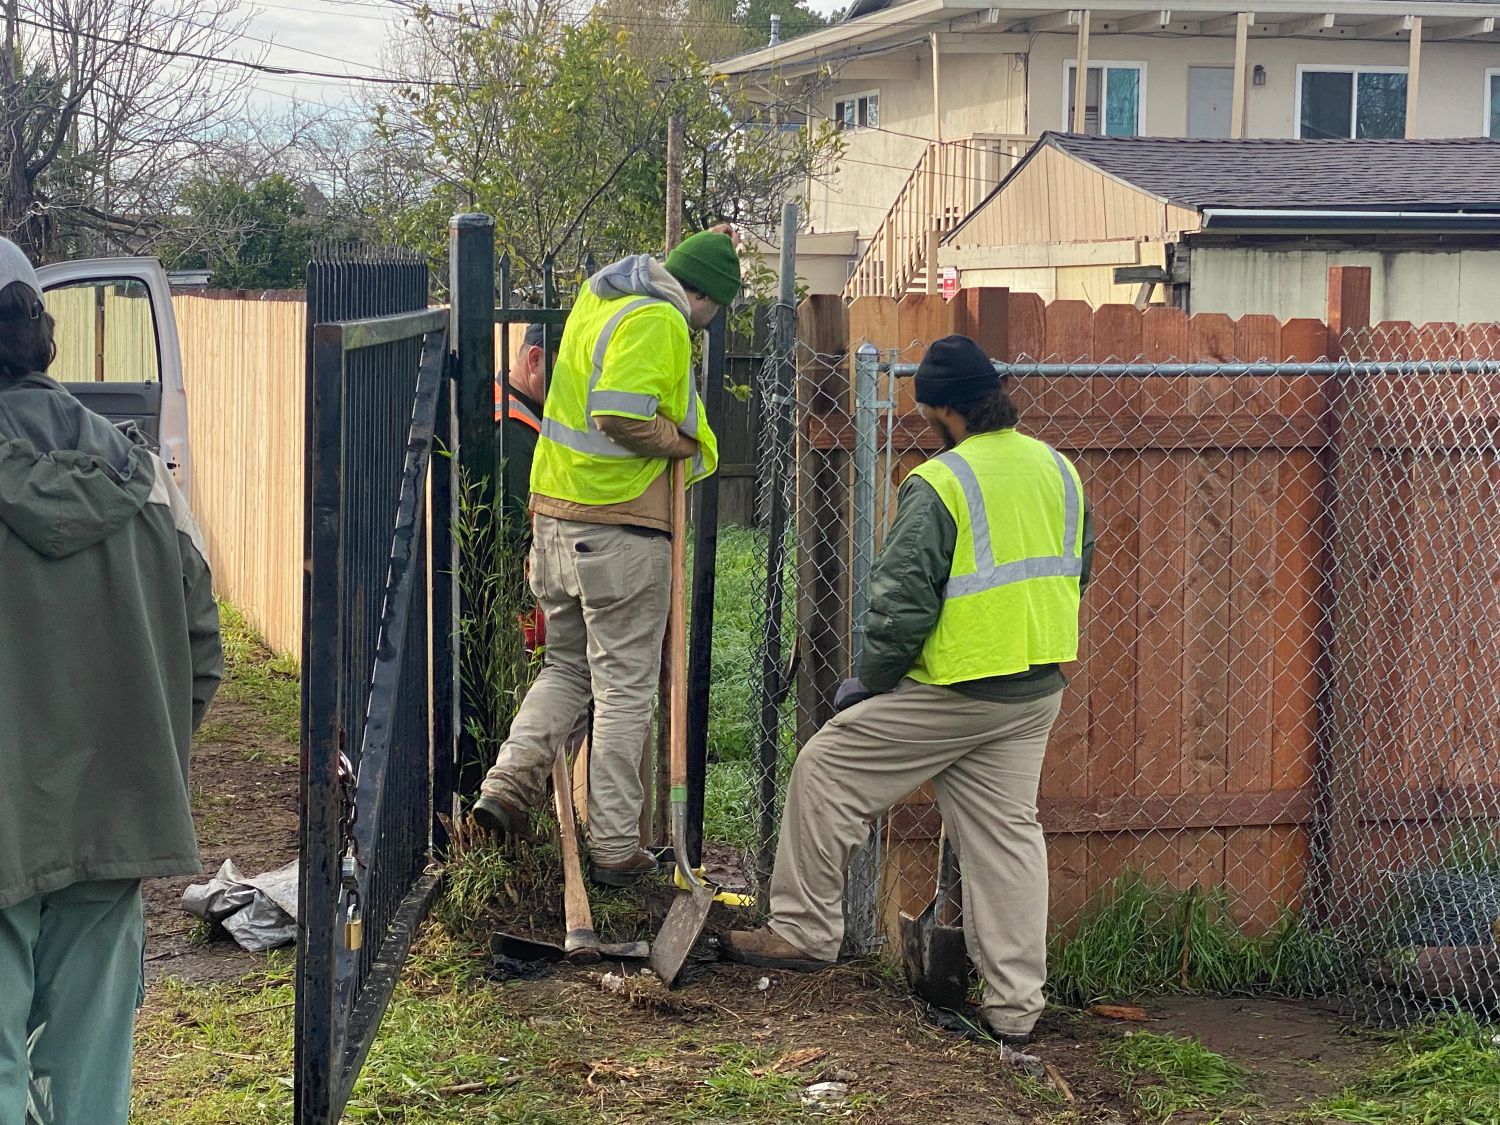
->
[900, 827, 970, 1011]
[490, 740, 650, 965]
[650, 460, 714, 987]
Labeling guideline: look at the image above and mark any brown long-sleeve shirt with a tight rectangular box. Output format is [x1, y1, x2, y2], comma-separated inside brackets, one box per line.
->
[530, 413, 697, 533]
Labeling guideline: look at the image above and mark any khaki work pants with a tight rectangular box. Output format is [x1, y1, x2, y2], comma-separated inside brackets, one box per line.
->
[769, 680, 1063, 1037]
[481, 516, 670, 864]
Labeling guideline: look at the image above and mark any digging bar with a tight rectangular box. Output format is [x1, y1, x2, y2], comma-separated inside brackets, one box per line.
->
[650, 460, 714, 987]
[899, 827, 971, 1010]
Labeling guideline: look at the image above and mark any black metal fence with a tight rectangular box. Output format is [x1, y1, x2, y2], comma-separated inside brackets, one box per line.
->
[295, 223, 499, 1122]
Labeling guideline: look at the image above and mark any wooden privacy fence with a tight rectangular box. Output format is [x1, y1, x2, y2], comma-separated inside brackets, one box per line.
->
[177, 294, 307, 656]
[792, 270, 1500, 942]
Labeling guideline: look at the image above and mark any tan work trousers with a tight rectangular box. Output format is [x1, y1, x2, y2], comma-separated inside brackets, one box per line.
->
[481, 515, 670, 864]
[769, 679, 1063, 1036]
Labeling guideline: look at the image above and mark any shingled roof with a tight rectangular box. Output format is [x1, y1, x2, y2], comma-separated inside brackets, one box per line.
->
[1040, 134, 1500, 212]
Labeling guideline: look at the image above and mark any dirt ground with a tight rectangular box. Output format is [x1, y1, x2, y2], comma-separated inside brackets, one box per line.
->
[141, 682, 1397, 1124]
[143, 698, 299, 985]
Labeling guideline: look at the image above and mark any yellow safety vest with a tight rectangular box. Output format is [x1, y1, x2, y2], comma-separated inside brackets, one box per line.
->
[905, 429, 1085, 684]
[530, 288, 716, 505]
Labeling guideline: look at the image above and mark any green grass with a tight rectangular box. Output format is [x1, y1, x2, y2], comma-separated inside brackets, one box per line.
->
[1307, 1015, 1500, 1125]
[215, 601, 300, 744]
[1047, 874, 1348, 1007]
[699, 525, 762, 765]
[1108, 1031, 1251, 1122]
[132, 939, 856, 1124]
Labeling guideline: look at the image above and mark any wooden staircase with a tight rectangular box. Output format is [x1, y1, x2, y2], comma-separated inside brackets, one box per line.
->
[844, 133, 1033, 300]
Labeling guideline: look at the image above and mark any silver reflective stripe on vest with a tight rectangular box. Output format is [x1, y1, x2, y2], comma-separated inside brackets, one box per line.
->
[509, 398, 542, 431]
[588, 389, 659, 416]
[679, 380, 702, 439]
[541, 416, 637, 458]
[544, 296, 661, 455]
[937, 445, 1083, 600]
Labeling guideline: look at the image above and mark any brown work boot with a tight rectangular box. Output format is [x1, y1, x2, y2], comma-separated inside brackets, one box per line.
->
[470, 792, 526, 840]
[724, 926, 834, 972]
[590, 849, 659, 889]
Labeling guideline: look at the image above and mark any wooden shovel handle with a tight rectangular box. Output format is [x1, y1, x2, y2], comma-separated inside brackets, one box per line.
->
[552, 747, 595, 947]
[668, 458, 689, 794]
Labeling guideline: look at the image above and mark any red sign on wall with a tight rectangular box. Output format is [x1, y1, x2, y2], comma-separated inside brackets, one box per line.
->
[941, 266, 958, 301]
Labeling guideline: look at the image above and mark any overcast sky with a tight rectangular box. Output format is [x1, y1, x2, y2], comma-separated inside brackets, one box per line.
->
[245, 0, 845, 109]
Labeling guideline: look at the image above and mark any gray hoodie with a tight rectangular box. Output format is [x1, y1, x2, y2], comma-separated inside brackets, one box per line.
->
[589, 254, 693, 320]
[0, 373, 222, 909]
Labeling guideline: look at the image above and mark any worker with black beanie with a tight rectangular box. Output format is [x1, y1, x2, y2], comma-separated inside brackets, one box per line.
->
[727, 333, 1095, 1048]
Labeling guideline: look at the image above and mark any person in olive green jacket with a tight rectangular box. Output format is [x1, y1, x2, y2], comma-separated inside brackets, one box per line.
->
[0, 237, 222, 1125]
[727, 335, 1094, 1047]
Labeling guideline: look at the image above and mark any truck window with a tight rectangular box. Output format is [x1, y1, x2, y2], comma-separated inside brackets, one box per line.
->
[44, 278, 162, 384]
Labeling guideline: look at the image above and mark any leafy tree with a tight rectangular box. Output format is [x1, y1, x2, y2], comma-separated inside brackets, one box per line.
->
[160, 174, 322, 290]
[369, 5, 840, 296]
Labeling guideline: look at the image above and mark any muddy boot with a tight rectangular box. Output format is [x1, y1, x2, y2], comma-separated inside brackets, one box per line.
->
[723, 926, 835, 973]
[470, 793, 526, 840]
[590, 848, 659, 888]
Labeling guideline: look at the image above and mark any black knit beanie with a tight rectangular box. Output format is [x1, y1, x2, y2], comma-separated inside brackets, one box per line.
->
[914, 335, 998, 407]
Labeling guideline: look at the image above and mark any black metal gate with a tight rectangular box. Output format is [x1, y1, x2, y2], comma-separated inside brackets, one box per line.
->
[294, 215, 742, 1119]
[295, 219, 496, 1123]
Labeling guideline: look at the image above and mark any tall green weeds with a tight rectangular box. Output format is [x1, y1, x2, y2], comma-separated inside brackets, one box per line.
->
[1047, 874, 1348, 1006]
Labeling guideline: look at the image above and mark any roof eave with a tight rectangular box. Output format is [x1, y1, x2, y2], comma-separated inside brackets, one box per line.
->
[1199, 208, 1500, 233]
[717, 0, 1500, 77]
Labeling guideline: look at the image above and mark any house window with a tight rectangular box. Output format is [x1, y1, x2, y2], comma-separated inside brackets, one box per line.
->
[1065, 62, 1144, 135]
[1487, 70, 1500, 138]
[1298, 67, 1407, 139]
[835, 93, 879, 131]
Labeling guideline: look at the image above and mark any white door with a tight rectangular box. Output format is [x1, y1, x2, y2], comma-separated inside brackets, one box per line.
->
[36, 258, 190, 491]
[1188, 67, 1234, 138]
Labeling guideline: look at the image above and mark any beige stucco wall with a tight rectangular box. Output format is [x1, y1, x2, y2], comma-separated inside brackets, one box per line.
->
[746, 231, 859, 296]
[1190, 247, 1500, 321]
[1024, 32, 1500, 139]
[808, 46, 1027, 239]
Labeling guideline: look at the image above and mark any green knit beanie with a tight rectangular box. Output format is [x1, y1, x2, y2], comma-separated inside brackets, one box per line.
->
[665, 231, 742, 307]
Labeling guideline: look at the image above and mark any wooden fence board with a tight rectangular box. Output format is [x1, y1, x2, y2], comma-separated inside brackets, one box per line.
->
[1135, 451, 1187, 800]
[1182, 452, 1234, 797]
[1229, 452, 1278, 796]
[1272, 452, 1322, 792]
[1087, 455, 1138, 801]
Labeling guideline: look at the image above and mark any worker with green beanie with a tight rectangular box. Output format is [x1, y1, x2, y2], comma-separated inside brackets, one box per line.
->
[474, 228, 741, 887]
[727, 334, 1095, 1047]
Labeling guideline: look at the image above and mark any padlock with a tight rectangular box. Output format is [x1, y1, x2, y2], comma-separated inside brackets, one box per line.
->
[344, 899, 364, 951]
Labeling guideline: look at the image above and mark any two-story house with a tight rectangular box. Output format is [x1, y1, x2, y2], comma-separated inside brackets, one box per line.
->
[721, 0, 1500, 315]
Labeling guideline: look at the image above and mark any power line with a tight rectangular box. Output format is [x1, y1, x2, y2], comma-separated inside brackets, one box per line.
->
[13, 13, 496, 88]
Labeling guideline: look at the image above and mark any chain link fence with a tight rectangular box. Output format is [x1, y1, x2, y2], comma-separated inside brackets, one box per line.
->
[707, 302, 1500, 1020]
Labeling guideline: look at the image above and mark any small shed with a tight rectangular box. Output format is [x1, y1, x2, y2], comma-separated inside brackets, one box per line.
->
[942, 134, 1500, 321]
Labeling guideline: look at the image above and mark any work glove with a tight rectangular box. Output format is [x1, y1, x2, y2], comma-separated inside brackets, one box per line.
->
[833, 677, 876, 714]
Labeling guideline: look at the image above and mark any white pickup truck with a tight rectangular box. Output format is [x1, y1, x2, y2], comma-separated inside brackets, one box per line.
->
[36, 257, 191, 491]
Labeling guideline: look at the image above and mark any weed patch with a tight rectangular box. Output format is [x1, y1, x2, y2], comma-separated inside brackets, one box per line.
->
[1108, 1030, 1251, 1122]
[1309, 1015, 1500, 1125]
[1048, 874, 1347, 1006]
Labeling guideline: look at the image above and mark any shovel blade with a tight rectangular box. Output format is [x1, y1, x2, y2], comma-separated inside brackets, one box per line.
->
[492, 931, 565, 964]
[915, 924, 970, 1011]
[650, 884, 715, 987]
[899, 902, 937, 988]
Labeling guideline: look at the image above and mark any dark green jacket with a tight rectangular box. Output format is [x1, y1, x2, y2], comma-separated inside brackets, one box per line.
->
[859, 464, 1095, 701]
[0, 374, 222, 909]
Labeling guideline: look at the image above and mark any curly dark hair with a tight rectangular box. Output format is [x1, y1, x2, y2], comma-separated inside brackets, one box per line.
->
[0, 280, 56, 383]
[950, 386, 1019, 434]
